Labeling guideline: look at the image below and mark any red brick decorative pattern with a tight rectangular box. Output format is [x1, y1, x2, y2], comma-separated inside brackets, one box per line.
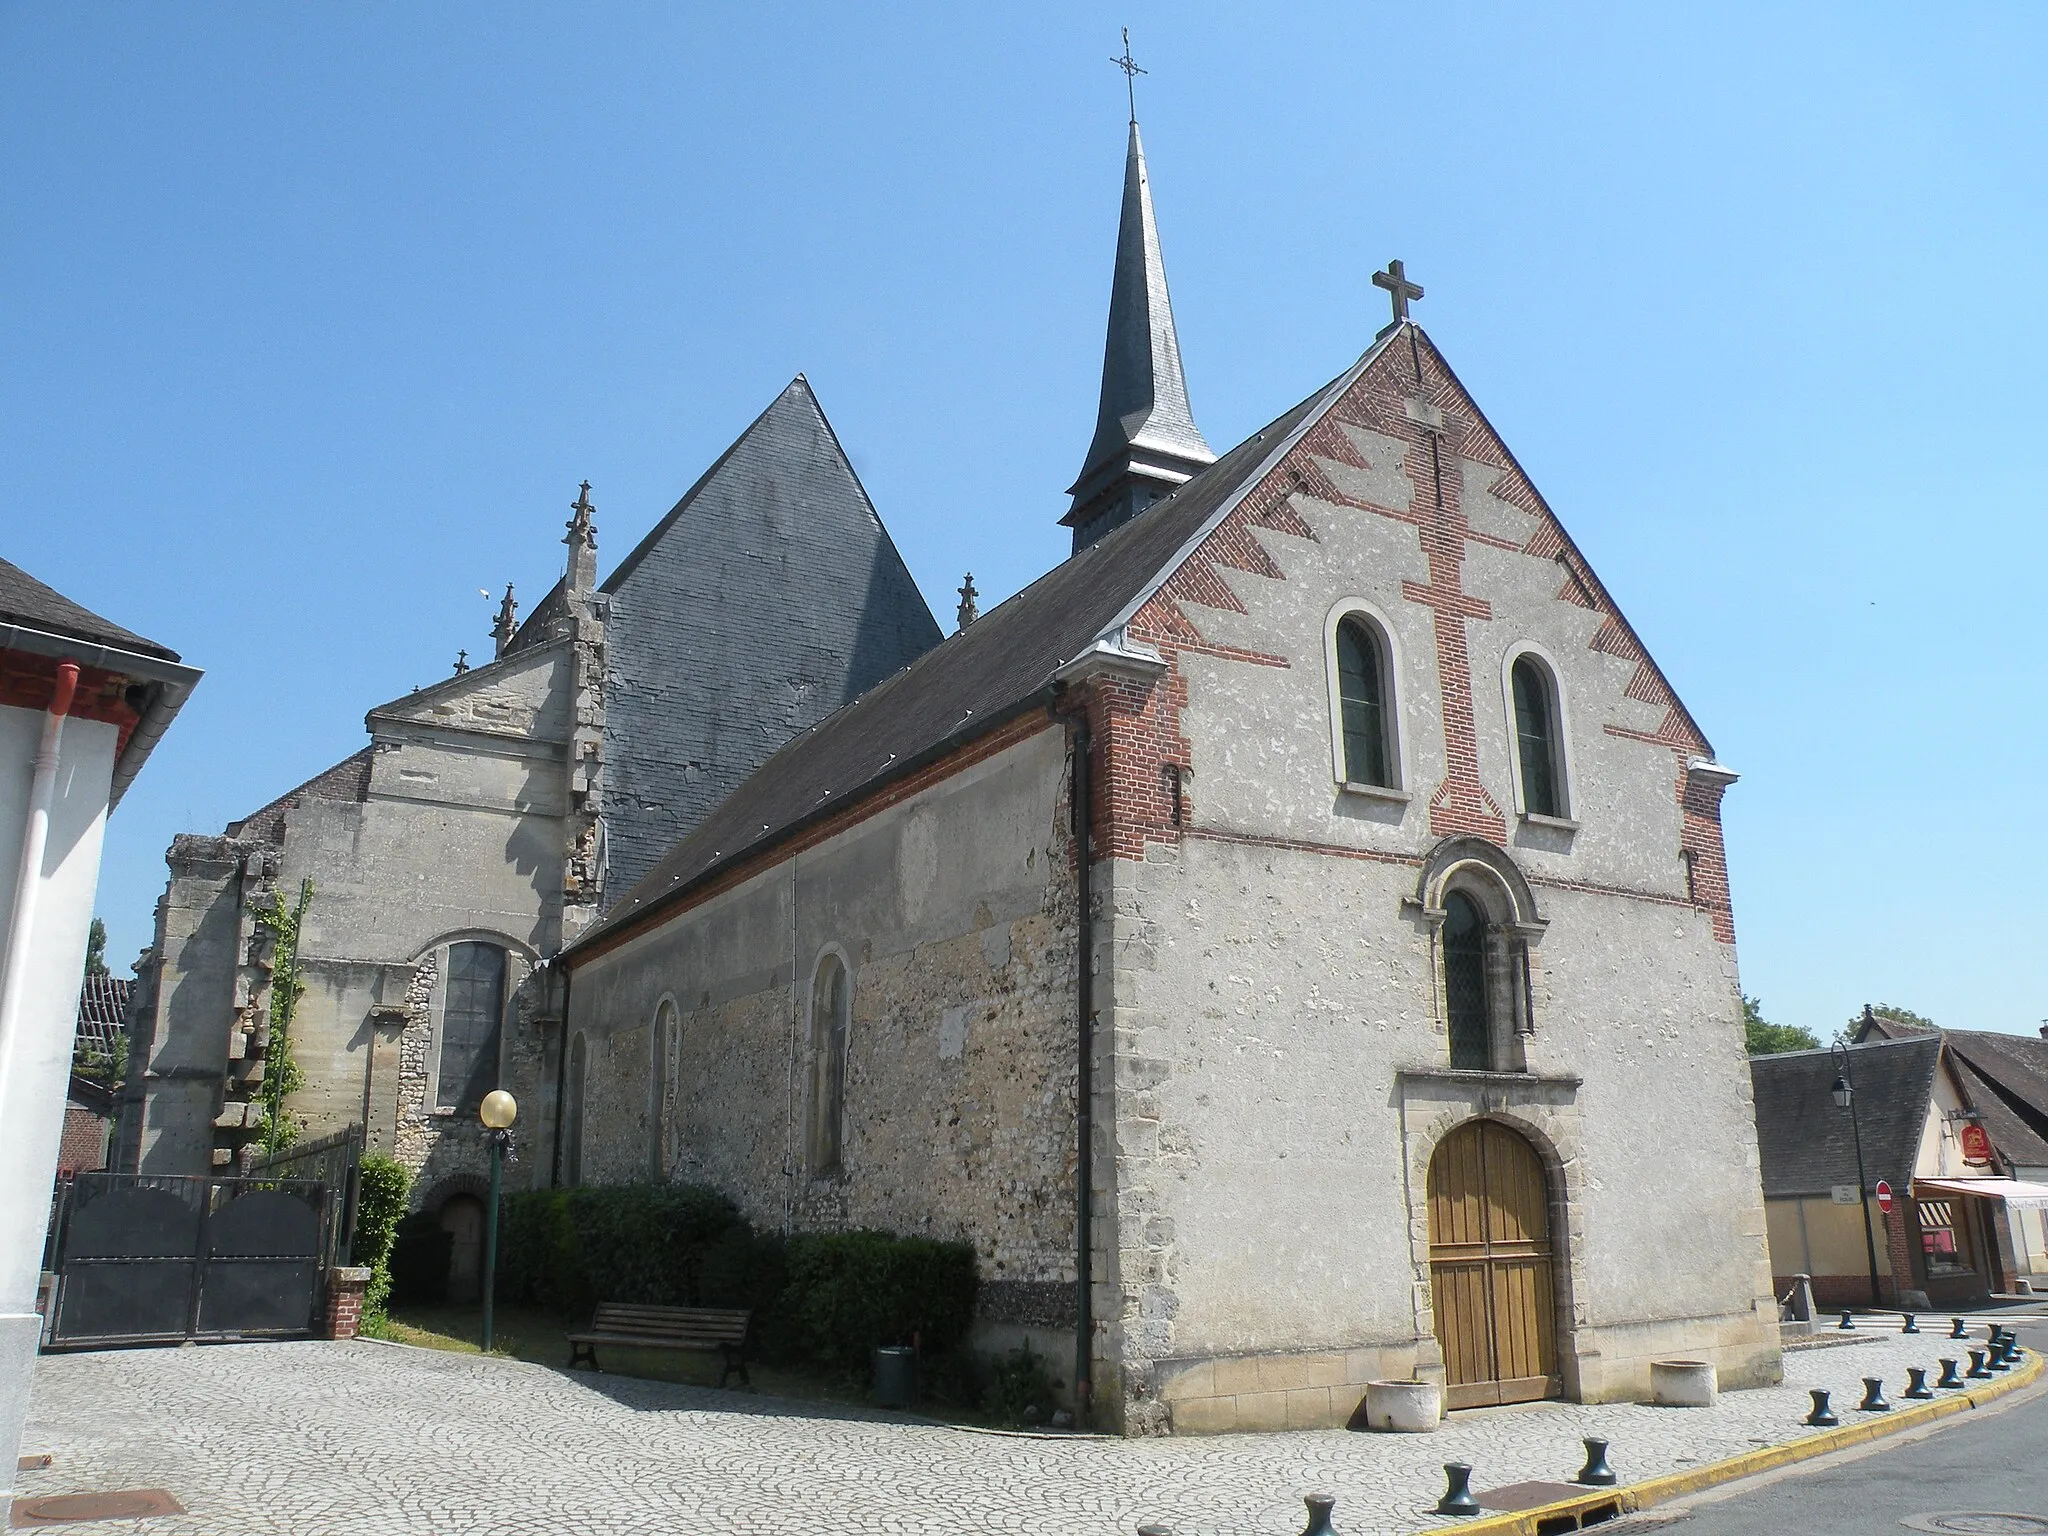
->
[0, 651, 144, 757]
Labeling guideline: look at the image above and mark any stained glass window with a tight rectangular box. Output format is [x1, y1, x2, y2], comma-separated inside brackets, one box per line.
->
[1444, 892, 1492, 1070]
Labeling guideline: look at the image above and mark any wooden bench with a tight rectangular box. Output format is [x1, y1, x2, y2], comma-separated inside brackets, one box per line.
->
[566, 1303, 753, 1388]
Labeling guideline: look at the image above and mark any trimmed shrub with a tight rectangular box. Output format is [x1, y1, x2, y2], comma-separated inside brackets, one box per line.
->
[349, 1154, 411, 1321]
[388, 1211, 453, 1307]
[495, 1183, 755, 1316]
[781, 1230, 978, 1376]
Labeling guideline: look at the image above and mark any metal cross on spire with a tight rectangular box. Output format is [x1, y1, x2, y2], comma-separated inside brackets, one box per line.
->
[1111, 27, 1146, 123]
[1372, 259, 1424, 327]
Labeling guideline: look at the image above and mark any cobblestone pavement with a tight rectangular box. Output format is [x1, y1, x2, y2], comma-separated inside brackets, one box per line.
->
[15, 1325, 2015, 1536]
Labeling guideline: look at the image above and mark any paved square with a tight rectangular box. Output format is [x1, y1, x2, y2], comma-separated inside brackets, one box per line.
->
[15, 1329, 1998, 1534]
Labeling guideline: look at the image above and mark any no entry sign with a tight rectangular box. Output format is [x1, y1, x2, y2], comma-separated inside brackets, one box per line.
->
[1876, 1180, 1894, 1214]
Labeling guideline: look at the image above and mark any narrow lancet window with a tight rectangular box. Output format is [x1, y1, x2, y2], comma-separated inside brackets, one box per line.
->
[1444, 891, 1492, 1070]
[1336, 616, 1391, 787]
[1512, 656, 1564, 818]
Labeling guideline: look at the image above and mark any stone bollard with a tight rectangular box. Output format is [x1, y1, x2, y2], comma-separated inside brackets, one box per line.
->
[1901, 1313, 1919, 1334]
[1436, 1464, 1481, 1518]
[1858, 1377, 1892, 1412]
[1837, 1311, 1856, 1330]
[1806, 1389, 1839, 1427]
[1950, 1317, 1969, 1339]
[1136, 1526, 1174, 1536]
[1297, 1494, 1337, 1536]
[1574, 1438, 1617, 1487]
[1936, 1358, 1964, 1389]
[1903, 1367, 1934, 1399]
[1966, 1350, 1993, 1380]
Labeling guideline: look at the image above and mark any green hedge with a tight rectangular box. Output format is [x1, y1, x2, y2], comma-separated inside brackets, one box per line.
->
[349, 1154, 411, 1321]
[492, 1184, 976, 1378]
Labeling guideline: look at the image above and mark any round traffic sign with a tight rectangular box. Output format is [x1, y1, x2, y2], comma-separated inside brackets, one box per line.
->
[1876, 1179, 1894, 1214]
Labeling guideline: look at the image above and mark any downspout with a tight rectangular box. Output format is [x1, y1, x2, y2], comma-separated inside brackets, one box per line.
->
[0, 663, 80, 1117]
[1051, 689, 1095, 1425]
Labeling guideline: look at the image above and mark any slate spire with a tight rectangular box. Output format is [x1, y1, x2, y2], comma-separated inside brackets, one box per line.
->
[1063, 119, 1213, 554]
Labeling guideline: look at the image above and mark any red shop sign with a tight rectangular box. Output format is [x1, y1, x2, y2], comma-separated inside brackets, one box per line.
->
[1961, 1122, 1994, 1166]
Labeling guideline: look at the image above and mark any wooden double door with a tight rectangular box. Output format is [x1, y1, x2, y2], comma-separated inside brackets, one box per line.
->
[1427, 1119, 1560, 1409]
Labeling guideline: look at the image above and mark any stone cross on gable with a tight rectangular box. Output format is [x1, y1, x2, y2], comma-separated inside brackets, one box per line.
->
[1373, 259, 1424, 326]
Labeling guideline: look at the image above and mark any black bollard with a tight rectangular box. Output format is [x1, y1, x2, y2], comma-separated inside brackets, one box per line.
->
[1950, 1317, 1969, 1339]
[1806, 1388, 1839, 1427]
[1436, 1464, 1481, 1518]
[1903, 1367, 1934, 1399]
[1574, 1438, 1617, 1487]
[1936, 1358, 1964, 1389]
[2001, 1336, 2025, 1365]
[1988, 1323, 2005, 1343]
[1967, 1349, 1993, 1379]
[1837, 1310, 1856, 1330]
[1298, 1494, 1337, 1536]
[1986, 1341, 2011, 1372]
[1136, 1527, 1174, 1536]
[1858, 1376, 1892, 1412]
[1901, 1313, 1919, 1334]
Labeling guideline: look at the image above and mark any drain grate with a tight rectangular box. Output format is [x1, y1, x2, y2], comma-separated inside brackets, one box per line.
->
[1901, 1517, 2048, 1535]
[10, 1488, 185, 1526]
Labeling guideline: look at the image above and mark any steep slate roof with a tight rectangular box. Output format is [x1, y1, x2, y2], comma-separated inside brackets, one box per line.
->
[1941, 1030, 2048, 1170]
[571, 343, 1365, 956]
[226, 747, 373, 841]
[0, 556, 180, 661]
[595, 376, 944, 900]
[1749, 1037, 1942, 1197]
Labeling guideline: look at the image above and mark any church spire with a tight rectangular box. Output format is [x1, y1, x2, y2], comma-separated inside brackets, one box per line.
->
[1063, 97, 1213, 554]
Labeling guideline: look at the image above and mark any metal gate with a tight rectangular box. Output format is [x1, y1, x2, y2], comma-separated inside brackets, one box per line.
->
[47, 1174, 329, 1348]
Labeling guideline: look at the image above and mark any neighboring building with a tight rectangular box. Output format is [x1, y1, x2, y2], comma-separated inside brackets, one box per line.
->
[56, 974, 130, 1176]
[1750, 1017, 2048, 1309]
[115, 381, 942, 1217]
[56, 1075, 113, 1176]
[0, 557, 196, 1498]
[547, 120, 1780, 1434]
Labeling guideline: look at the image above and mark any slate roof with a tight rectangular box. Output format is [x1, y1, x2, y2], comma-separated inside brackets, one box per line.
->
[226, 746, 373, 841]
[570, 342, 1374, 958]
[0, 556, 179, 661]
[1750, 1037, 1942, 1197]
[1940, 1030, 2048, 1170]
[75, 974, 131, 1056]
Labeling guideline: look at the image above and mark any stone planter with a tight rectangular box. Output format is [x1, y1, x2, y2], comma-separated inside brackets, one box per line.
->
[1362, 1379, 1442, 1432]
[1650, 1359, 1717, 1408]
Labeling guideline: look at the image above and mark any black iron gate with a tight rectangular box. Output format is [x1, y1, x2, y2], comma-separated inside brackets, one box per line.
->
[47, 1174, 330, 1347]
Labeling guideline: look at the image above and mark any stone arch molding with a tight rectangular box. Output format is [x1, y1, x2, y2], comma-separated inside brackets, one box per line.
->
[1414, 836, 1545, 935]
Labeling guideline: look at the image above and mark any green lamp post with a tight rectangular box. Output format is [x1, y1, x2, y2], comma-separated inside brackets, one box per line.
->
[479, 1088, 517, 1352]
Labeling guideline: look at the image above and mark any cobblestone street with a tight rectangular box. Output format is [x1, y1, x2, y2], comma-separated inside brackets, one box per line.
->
[15, 1329, 2011, 1535]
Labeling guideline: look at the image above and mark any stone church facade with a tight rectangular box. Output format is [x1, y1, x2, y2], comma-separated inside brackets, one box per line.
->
[552, 124, 1780, 1432]
[116, 380, 942, 1213]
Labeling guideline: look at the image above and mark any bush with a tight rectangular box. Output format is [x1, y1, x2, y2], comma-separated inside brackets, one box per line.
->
[388, 1211, 453, 1307]
[982, 1342, 1062, 1426]
[349, 1155, 411, 1322]
[781, 1230, 978, 1376]
[495, 1183, 758, 1317]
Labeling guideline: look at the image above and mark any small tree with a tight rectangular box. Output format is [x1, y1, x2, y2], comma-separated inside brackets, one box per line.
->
[83, 918, 108, 978]
[1744, 995, 1819, 1056]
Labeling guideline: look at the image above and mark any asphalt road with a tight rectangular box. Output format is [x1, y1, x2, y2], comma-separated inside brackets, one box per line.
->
[1625, 1308, 2048, 1536]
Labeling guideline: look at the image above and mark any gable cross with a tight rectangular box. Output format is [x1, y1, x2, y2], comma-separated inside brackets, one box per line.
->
[1111, 28, 1146, 123]
[1372, 259, 1424, 326]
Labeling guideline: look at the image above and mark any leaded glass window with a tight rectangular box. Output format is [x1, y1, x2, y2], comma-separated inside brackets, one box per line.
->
[436, 941, 506, 1111]
[808, 956, 849, 1176]
[1336, 616, 1391, 787]
[1512, 656, 1563, 818]
[1444, 891, 1492, 1070]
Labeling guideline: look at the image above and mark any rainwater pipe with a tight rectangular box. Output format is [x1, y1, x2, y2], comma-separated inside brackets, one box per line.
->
[0, 663, 79, 1117]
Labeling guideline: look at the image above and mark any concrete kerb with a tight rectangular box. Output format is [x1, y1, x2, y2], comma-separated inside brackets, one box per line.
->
[1419, 1349, 2042, 1536]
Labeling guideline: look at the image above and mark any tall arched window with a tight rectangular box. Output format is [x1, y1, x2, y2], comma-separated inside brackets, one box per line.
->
[651, 1000, 680, 1179]
[436, 941, 507, 1111]
[1511, 655, 1566, 819]
[1336, 616, 1393, 787]
[1443, 891, 1493, 1071]
[562, 1031, 588, 1187]
[807, 955, 850, 1177]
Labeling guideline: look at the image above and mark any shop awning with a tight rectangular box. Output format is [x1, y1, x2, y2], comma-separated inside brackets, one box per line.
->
[1916, 1177, 2048, 1204]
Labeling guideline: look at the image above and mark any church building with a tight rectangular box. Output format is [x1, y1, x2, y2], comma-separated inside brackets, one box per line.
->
[552, 118, 1781, 1433]
[116, 379, 942, 1213]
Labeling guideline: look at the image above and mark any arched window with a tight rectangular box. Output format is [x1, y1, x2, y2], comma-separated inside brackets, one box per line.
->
[563, 1031, 588, 1187]
[807, 955, 850, 1177]
[436, 941, 507, 1111]
[1336, 616, 1393, 788]
[1511, 654, 1566, 819]
[651, 999, 680, 1179]
[1443, 891, 1493, 1071]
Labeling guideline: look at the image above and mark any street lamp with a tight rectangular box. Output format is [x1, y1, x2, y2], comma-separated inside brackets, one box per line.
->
[1829, 1042, 1883, 1309]
[479, 1089, 517, 1353]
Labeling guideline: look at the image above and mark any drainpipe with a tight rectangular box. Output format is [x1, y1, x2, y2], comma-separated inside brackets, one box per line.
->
[1051, 691, 1095, 1426]
[0, 663, 79, 1117]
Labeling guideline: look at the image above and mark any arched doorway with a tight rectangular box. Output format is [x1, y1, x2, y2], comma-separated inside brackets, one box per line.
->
[440, 1195, 486, 1305]
[1427, 1119, 1559, 1408]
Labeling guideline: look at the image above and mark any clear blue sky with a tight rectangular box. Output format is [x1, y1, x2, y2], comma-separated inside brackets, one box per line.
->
[6, 5, 2043, 1040]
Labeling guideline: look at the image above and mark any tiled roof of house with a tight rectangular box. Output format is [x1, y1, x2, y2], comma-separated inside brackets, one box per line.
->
[226, 747, 374, 842]
[1749, 1036, 1942, 1197]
